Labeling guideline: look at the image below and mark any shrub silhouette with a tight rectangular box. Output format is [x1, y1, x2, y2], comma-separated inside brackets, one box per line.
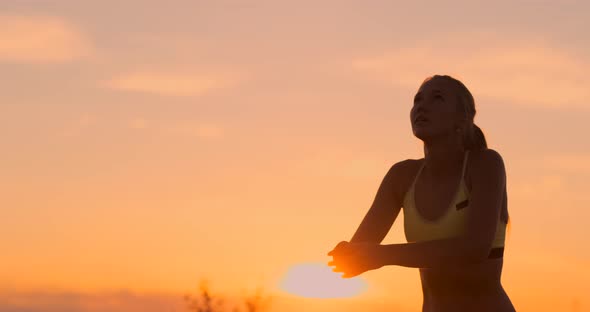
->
[184, 279, 272, 312]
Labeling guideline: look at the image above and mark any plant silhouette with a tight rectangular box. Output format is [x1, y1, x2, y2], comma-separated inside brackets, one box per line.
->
[184, 279, 272, 312]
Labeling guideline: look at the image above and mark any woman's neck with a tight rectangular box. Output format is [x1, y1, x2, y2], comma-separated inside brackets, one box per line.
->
[423, 140, 465, 178]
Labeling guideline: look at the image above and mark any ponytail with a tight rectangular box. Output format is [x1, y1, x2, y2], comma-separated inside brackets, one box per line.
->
[467, 122, 509, 224]
[464, 123, 487, 151]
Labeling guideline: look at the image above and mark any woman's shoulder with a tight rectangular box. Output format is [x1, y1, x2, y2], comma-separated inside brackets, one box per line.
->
[470, 148, 503, 158]
[469, 148, 505, 171]
[390, 157, 424, 177]
[465, 148, 506, 191]
[386, 157, 425, 194]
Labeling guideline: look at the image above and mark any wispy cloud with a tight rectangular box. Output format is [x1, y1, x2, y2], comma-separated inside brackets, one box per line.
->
[167, 123, 225, 139]
[540, 153, 590, 174]
[509, 152, 590, 202]
[127, 119, 224, 139]
[511, 174, 566, 201]
[353, 32, 590, 109]
[292, 146, 390, 179]
[0, 14, 91, 63]
[60, 113, 95, 137]
[129, 118, 149, 130]
[0, 290, 183, 312]
[104, 71, 240, 97]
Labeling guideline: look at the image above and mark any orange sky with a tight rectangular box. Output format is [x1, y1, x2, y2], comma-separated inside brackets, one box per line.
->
[1, 1, 589, 311]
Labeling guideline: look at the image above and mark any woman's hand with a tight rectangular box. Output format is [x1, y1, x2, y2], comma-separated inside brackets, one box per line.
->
[327, 241, 384, 278]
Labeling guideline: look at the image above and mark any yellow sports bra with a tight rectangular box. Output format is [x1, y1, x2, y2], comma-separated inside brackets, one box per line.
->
[402, 150, 506, 258]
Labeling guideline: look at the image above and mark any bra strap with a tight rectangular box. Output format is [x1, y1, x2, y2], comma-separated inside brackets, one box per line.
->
[410, 160, 426, 190]
[460, 150, 470, 180]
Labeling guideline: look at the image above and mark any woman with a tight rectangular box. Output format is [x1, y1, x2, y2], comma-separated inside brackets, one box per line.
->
[327, 75, 515, 312]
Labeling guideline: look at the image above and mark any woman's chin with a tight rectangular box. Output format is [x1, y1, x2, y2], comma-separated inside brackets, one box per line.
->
[412, 129, 431, 140]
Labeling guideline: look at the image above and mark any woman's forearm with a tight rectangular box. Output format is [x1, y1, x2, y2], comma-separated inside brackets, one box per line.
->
[349, 221, 390, 244]
[349, 163, 403, 244]
[378, 238, 490, 269]
[349, 207, 396, 243]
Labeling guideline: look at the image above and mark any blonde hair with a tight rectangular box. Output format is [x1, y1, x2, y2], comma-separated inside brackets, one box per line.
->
[421, 75, 487, 151]
[420, 75, 510, 225]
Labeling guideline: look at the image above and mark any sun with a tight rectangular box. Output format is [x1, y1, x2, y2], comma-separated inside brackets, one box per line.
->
[279, 262, 368, 298]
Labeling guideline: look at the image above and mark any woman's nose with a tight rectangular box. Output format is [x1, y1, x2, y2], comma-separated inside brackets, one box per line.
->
[412, 105, 427, 116]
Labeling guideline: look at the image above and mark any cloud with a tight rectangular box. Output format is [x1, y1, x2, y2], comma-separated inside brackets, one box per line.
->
[292, 146, 390, 179]
[0, 14, 91, 63]
[511, 174, 566, 201]
[129, 118, 149, 130]
[168, 123, 224, 139]
[352, 31, 590, 109]
[509, 152, 590, 203]
[60, 113, 95, 137]
[104, 72, 240, 97]
[540, 153, 590, 174]
[127, 119, 224, 139]
[0, 290, 183, 312]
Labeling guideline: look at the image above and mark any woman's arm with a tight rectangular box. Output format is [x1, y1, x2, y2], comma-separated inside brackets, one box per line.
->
[348, 160, 407, 244]
[378, 149, 506, 269]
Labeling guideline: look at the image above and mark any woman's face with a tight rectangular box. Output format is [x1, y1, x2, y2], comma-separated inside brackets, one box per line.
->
[410, 78, 463, 141]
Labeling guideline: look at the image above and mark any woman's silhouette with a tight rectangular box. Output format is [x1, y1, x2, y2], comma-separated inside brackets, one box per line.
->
[327, 75, 515, 311]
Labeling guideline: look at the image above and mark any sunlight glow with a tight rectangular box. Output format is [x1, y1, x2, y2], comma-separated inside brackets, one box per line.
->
[279, 262, 368, 298]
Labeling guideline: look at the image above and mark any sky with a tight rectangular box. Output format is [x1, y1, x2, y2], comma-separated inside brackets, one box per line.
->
[1, 1, 589, 311]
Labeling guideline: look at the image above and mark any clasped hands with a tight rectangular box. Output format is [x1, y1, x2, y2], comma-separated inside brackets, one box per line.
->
[327, 241, 384, 278]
